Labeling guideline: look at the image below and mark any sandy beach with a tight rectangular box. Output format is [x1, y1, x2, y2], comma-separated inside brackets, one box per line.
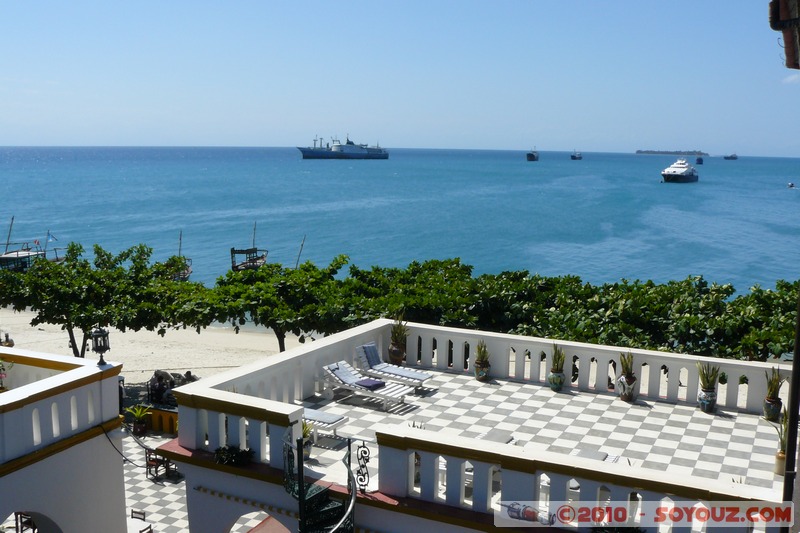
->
[0, 307, 299, 385]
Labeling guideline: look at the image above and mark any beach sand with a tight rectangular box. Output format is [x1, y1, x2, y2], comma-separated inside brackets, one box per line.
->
[0, 307, 299, 385]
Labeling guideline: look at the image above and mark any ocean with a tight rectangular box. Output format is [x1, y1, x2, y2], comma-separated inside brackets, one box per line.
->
[1, 147, 798, 293]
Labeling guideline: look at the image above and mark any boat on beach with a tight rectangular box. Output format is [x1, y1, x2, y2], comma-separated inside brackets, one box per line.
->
[661, 159, 699, 183]
[297, 136, 388, 160]
[570, 150, 582, 160]
[526, 147, 539, 161]
[0, 218, 63, 272]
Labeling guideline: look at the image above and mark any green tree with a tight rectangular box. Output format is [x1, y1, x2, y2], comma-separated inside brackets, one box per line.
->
[215, 256, 348, 352]
[0, 243, 207, 357]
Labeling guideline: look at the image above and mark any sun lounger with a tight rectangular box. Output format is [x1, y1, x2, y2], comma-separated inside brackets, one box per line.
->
[322, 360, 415, 411]
[303, 408, 347, 443]
[355, 342, 433, 390]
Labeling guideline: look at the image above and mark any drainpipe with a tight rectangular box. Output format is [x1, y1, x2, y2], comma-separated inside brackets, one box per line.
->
[781, 292, 800, 533]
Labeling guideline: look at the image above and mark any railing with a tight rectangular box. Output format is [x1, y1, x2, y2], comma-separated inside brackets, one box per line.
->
[0, 349, 123, 464]
[401, 322, 788, 414]
[172, 319, 788, 530]
[173, 388, 304, 469]
[376, 424, 781, 532]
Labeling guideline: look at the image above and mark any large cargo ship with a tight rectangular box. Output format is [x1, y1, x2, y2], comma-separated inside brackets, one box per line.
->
[297, 136, 388, 159]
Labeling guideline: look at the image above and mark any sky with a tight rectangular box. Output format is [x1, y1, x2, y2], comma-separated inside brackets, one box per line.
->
[2, 2, 798, 157]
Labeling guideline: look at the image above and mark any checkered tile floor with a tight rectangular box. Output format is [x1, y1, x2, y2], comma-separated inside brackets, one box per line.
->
[1, 430, 269, 532]
[302, 369, 784, 497]
[1, 370, 784, 531]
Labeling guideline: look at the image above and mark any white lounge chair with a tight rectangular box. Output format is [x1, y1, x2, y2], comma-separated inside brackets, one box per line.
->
[303, 408, 347, 443]
[355, 342, 433, 390]
[322, 361, 415, 411]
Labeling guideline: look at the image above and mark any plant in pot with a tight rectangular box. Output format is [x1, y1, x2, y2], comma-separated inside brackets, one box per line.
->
[763, 367, 785, 422]
[547, 344, 566, 392]
[125, 404, 152, 436]
[388, 316, 409, 366]
[696, 361, 720, 414]
[617, 351, 637, 402]
[302, 420, 313, 460]
[473, 339, 491, 382]
[773, 406, 788, 475]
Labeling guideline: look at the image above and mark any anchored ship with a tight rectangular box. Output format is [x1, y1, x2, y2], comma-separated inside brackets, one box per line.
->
[297, 136, 388, 160]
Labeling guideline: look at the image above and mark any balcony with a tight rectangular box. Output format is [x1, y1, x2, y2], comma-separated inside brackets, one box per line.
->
[0, 347, 127, 531]
[164, 319, 790, 532]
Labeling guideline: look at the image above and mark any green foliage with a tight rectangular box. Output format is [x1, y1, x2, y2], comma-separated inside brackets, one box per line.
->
[390, 316, 409, 348]
[0, 243, 211, 357]
[551, 344, 566, 372]
[475, 339, 490, 364]
[765, 367, 785, 399]
[619, 351, 634, 377]
[302, 420, 313, 440]
[215, 255, 349, 351]
[213, 445, 254, 467]
[2, 241, 799, 366]
[774, 407, 789, 452]
[697, 362, 721, 390]
[125, 404, 152, 422]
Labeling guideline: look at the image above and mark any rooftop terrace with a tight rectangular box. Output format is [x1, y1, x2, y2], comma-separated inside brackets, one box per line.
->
[163, 319, 791, 531]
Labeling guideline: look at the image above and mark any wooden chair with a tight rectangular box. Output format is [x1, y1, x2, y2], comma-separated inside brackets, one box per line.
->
[145, 448, 162, 479]
[139, 526, 153, 533]
[131, 509, 146, 520]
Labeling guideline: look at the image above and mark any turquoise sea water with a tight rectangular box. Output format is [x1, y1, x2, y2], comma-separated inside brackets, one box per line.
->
[0, 147, 798, 292]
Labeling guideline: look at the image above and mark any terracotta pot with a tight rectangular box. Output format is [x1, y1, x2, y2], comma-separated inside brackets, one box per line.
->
[388, 343, 405, 365]
[775, 450, 786, 475]
[617, 374, 637, 402]
[548, 370, 566, 392]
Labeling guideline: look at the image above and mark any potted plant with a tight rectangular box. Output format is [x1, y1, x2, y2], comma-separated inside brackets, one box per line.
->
[302, 420, 313, 460]
[388, 316, 409, 366]
[617, 351, 637, 402]
[773, 406, 788, 475]
[125, 404, 152, 436]
[763, 367, 785, 422]
[547, 344, 566, 392]
[696, 361, 720, 414]
[473, 339, 491, 382]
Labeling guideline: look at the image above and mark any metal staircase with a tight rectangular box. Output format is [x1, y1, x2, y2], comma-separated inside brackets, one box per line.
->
[283, 432, 355, 533]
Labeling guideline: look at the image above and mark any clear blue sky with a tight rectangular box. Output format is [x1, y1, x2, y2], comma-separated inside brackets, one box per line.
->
[2, 2, 797, 156]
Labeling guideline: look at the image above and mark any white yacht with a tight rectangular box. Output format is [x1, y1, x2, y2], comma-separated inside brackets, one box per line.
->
[661, 159, 699, 183]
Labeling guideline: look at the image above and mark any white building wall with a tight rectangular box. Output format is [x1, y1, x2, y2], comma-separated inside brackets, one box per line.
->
[0, 429, 126, 532]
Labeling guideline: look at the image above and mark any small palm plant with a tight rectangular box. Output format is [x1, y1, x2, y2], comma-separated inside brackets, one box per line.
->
[697, 361, 720, 391]
[551, 344, 566, 373]
[388, 316, 409, 365]
[764, 367, 785, 421]
[617, 351, 637, 402]
[696, 361, 721, 413]
[474, 339, 491, 382]
[547, 344, 567, 392]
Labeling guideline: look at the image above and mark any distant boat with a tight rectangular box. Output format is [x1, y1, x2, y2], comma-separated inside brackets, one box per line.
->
[0, 217, 62, 272]
[526, 147, 539, 161]
[570, 150, 583, 160]
[696, 157, 704, 165]
[661, 159, 699, 183]
[723, 153, 738, 160]
[173, 230, 192, 281]
[297, 135, 388, 160]
[230, 222, 267, 272]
